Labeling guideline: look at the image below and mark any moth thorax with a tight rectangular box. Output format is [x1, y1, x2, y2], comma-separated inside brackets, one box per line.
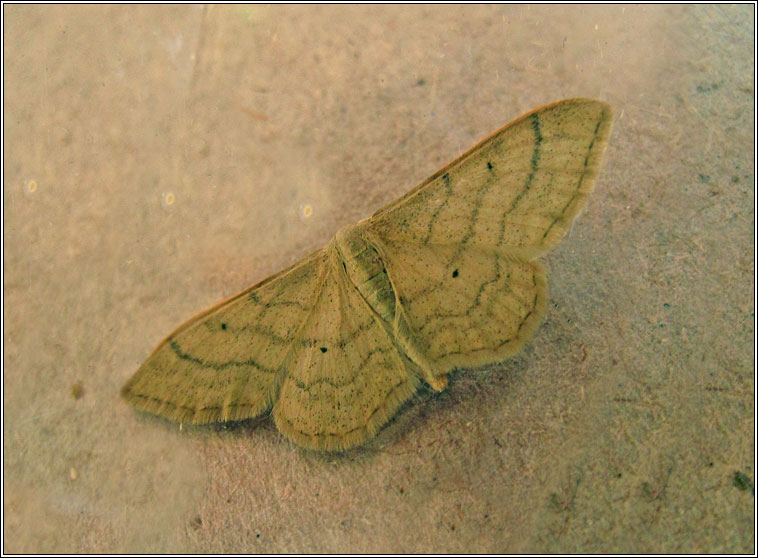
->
[334, 225, 396, 323]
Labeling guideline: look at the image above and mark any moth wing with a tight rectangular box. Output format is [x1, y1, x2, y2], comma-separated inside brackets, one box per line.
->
[360, 98, 611, 386]
[368, 98, 612, 259]
[364, 238, 547, 386]
[273, 242, 420, 451]
[121, 249, 328, 424]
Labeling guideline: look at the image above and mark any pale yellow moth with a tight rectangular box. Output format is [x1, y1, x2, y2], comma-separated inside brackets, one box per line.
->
[122, 99, 613, 451]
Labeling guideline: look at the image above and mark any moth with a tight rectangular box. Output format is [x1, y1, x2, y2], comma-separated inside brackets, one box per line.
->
[122, 98, 613, 451]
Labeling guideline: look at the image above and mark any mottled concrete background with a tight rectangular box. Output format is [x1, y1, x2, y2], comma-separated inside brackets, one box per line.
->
[3, 4, 754, 553]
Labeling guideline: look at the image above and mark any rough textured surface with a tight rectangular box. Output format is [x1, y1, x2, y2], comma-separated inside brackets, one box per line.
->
[3, 4, 754, 553]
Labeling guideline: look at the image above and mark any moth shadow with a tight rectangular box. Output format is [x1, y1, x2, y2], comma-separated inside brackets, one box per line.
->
[365, 351, 534, 455]
[130, 408, 270, 438]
